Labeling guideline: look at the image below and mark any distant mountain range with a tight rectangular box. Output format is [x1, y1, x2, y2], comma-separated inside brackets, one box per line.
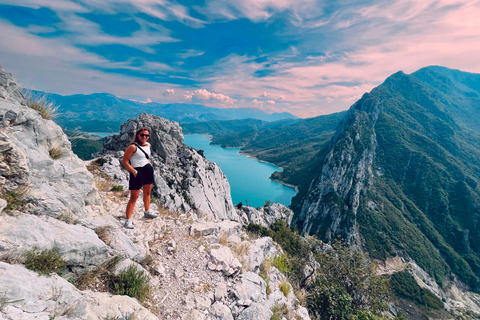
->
[34, 91, 297, 132]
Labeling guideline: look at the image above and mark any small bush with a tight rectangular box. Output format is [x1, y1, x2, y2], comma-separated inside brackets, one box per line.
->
[110, 185, 124, 192]
[279, 280, 290, 297]
[109, 265, 150, 302]
[270, 303, 289, 320]
[24, 247, 65, 276]
[26, 94, 58, 120]
[273, 254, 291, 274]
[1, 186, 29, 212]
[49, 147, 64, 160]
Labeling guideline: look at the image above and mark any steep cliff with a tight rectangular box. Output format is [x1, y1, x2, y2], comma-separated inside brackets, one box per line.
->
[293, 68, 480, 297]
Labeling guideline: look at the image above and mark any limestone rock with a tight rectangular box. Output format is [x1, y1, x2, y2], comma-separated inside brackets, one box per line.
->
[236, 302, 273, 320]
[207, 246, 242, 276]
[239, 203, 294, 228]
[0, 262, 158, 320]
[233, 272, 267, 304]
[0, 67, 98, 218]
[210, 302, 233, 320]
[0, 214, 110, 267]
[247, 237, 278, 273]
[99, 113, 247, 222]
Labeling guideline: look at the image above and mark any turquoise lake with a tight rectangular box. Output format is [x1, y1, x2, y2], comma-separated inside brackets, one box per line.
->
[183, 134, 296, 208]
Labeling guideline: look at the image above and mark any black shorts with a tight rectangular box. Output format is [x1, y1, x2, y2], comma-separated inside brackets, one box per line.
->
[129, 164, 154, 190]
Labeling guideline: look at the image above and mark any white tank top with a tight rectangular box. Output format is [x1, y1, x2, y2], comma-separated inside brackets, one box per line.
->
[129, 144, 151, 168]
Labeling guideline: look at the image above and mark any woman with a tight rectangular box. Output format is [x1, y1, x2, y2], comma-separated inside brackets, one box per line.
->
[122, 127, 158, 229]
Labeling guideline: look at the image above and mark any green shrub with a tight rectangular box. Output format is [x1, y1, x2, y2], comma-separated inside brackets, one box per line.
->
[1, 187, 29, 212]
[110, 185, 123, 192]
[26, 94, 58, 120]
[279, 280, 290, 297]
[390, 271, 443, 309]
[270, 303, 288, 320]
[308, 239, 391, 320]
[273, 254, 291, 274]
[24, 248, 65, 276]
[109, 265, 150, 302]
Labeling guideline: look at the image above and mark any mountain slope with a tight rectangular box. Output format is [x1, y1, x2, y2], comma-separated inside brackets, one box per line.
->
[34, 91, 297, 131]
[293, 67, 480, 290]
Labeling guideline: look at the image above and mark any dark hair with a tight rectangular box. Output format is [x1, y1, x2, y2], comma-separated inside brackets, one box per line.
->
[130, 127, 150, 145]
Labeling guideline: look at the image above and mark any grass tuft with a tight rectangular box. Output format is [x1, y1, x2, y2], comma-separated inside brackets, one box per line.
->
[24, 247, 65, 276]
[49, 147, 64, 160]
[279, 280, 290, 297]
[218, 231, 228, 246]
[1, 186, 29, 213]
[56, 213, 78, 225]
[270, 303, 289, 320]
[25, 94, 59, 120]
[0, 295, 8, 312]
[109, 264, 150, 302]
[110, 185, 123, 192]
[96, 226, 112, 245]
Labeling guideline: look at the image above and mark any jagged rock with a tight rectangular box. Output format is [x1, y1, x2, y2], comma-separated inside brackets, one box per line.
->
[236, 302, 273, 320]
[0, 67, 98, 217]
[0, 214, 110, 267]
[100, 113, 248, 222]
[239, 203, 294, 228]
[210, 302, 234, 320]
[190, 221, 219, 237]
[0, 262, 158, 320]
[207, 246, 242, 276]
[233, 272, 267, 304]
[214, 282, 228, 301]
[247, 237, 278, 273]
[195, 295, 212, 310]
[184, 309, 205, 320]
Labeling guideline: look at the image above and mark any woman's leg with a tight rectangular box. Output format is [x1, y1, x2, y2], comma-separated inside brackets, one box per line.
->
[142, 184, 153, 211]
[126, 190, 141, 219]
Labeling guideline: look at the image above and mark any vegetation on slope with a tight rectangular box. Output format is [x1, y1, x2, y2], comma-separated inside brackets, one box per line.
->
[292, 68, 480, 291]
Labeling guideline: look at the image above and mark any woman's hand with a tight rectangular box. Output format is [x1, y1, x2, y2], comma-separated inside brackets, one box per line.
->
[132, 170, 138, 177]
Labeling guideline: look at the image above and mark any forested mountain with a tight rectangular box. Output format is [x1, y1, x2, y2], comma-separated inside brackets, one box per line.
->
[33, 91, 297, 132]
[293, 66, 480, 291]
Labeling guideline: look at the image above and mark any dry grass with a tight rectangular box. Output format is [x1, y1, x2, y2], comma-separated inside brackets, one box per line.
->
[56, 213, 78, 225]
[230, 241, 252, 272]
[76, 256, 122, 291]
[49, 147, 64, 160]
[95, 226, 112, 245]
[293, 286, 307, 307]
[25, 94, 58, 120]
[218, 231, 228, 246]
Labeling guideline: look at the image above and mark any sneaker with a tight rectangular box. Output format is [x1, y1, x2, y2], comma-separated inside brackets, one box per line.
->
[124, 219, 134, 229]
[144, 210, 158, 219]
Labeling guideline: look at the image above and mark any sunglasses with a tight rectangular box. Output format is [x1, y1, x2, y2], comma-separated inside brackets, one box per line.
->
[139, 134, 150, 138]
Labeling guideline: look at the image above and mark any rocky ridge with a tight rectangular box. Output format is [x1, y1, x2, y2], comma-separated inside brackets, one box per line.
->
[0, 65, 307, 320]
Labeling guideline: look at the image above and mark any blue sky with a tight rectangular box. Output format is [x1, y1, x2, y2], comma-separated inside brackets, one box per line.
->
[0, 0, 479, 117]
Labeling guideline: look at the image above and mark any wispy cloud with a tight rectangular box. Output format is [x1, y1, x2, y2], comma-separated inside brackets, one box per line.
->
[1, 0, 479, 118]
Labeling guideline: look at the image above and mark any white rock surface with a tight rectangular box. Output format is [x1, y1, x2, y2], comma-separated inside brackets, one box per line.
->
[0, 262, 158, 320]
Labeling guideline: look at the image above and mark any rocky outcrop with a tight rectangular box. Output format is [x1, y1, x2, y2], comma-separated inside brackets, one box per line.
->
[294, 92, 381, 245]
[99, 113, 247, 223]
[236, 203, 294, 228]
[0, 65, 98, 218]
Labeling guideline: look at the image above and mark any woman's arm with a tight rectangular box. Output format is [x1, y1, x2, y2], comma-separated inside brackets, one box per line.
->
[122, 145, 138, 177]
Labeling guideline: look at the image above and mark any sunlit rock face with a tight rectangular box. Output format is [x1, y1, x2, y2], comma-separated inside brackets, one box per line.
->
[100, 113, 247, 223]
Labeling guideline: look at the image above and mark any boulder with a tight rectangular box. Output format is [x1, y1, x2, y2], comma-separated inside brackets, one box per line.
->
[210, 302, 234, 320]
[236, 303, 273, 320]
[0, 214, 110, 268]
[0, 262, 158, 320]
[233, 272, 267, 305]
[207, 246, 242, 276]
